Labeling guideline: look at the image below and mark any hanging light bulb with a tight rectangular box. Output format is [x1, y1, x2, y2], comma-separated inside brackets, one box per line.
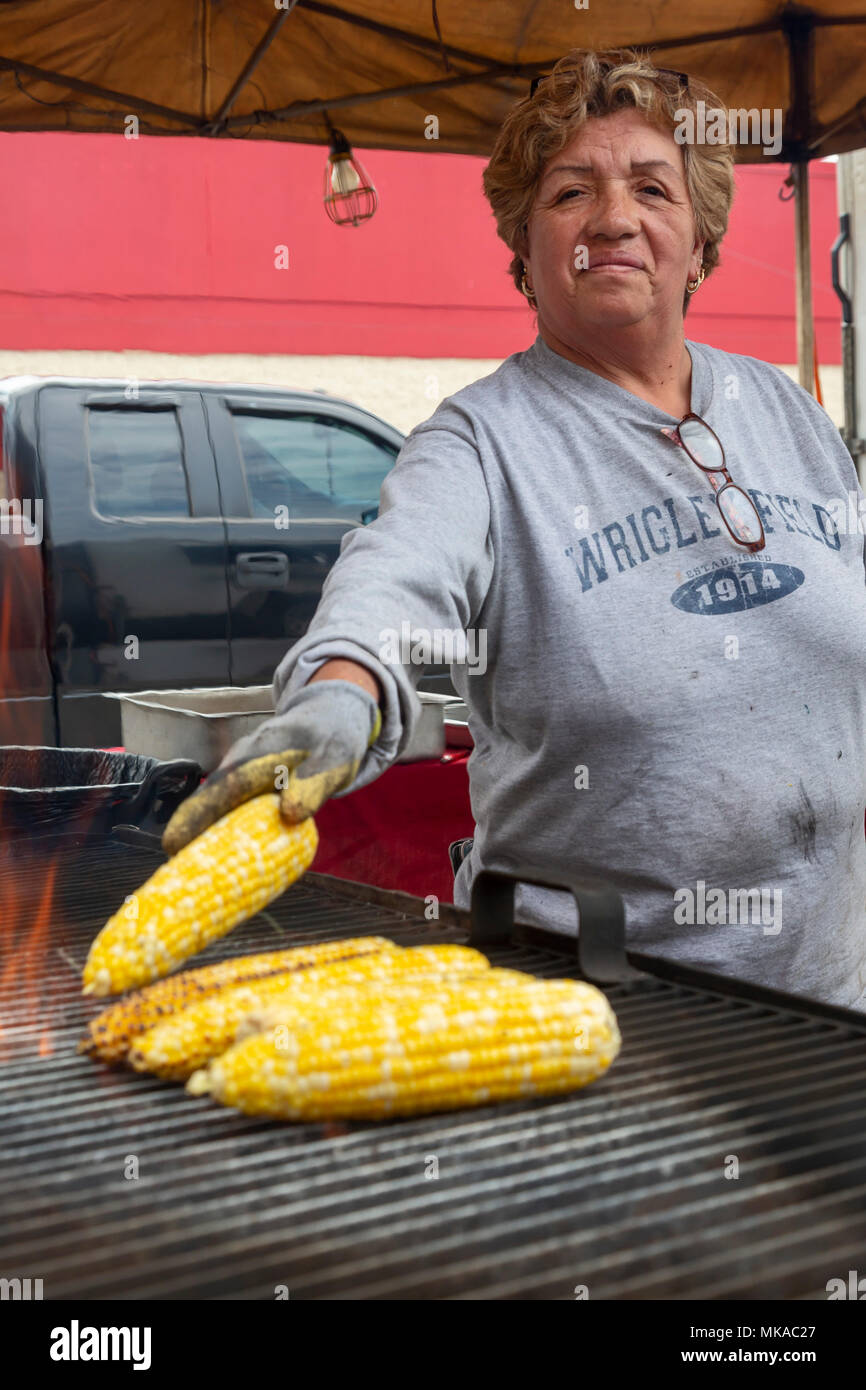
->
[330, 158, 361, 197]
[323, 126, 378, 227]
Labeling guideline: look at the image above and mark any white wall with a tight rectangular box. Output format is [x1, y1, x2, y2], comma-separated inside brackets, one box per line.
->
[0, 348, 844, 437]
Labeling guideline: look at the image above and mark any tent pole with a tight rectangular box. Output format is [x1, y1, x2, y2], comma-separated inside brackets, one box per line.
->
[836, 157, 866, 484]
[781, 8, 816, 395]
[792, 161, 815, 394]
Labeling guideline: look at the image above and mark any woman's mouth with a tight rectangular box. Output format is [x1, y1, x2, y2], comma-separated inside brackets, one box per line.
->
[585, 259, 645, 273]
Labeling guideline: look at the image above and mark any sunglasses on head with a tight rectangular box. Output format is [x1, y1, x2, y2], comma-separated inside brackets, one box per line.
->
[529, 67, 689, 98]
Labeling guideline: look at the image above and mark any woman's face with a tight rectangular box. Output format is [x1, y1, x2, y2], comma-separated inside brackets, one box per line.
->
[523, 107, 705, 338]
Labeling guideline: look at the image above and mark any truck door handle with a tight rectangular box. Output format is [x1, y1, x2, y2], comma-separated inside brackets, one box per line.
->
[235, 551, 289, 589]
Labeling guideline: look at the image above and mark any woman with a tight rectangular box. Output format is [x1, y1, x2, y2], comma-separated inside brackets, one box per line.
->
[168, 49, 866, 1010]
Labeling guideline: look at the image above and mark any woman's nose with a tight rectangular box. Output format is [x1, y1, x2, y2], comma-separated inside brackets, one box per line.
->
[582, 186, 640, 238]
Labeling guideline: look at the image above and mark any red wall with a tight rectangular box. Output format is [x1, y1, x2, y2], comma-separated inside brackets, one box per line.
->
[0, 132, 842, 363]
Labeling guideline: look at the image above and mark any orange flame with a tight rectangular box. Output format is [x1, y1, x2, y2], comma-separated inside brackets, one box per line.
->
[0, 578, 11, 683]
[0, 514, 53, 744]
[0, 465, 73, 1057]
[0, 851, 61, 1058]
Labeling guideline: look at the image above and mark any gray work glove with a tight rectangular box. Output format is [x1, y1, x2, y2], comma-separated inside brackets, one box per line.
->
[161, 680, 382, 855]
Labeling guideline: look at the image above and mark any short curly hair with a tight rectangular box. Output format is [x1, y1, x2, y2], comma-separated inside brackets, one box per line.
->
[482, 48, 736, 316]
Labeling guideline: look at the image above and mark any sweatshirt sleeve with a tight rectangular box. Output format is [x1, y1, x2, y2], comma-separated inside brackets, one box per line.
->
[270, 398, 495, 793]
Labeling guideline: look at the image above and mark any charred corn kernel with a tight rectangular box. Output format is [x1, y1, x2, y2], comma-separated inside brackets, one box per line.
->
[78, 936, 393, 1063]
[82, 796, 318, 997]
[189, 975, 620, 1119]
[130, 943, 490, 1080]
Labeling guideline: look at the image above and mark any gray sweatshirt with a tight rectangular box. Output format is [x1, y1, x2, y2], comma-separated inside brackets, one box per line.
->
[275, 333, 866, 1011]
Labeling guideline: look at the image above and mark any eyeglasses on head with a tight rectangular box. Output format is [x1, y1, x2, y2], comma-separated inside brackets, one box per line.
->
[528, 65, 689, 99]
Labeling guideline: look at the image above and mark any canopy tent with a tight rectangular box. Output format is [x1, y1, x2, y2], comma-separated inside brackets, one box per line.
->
[0, 0, 865, 396]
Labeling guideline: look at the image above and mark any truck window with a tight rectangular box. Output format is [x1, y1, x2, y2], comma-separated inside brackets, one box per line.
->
[231, 413, 397, 520]
[86, 407, 192, 518]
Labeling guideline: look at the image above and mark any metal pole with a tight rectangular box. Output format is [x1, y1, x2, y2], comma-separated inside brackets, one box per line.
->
[781, 8, 816, 395]
[831, 212, 857, 451]
[205, 2, 300, 134]
[792, 161, 815, 394]
[836, 152, 866, 484]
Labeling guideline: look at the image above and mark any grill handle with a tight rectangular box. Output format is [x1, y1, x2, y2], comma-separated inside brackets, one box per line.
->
[121, 758, 203, 829]
[468, 867, 643, 984]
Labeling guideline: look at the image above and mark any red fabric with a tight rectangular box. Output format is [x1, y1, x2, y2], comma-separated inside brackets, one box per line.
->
[108, 744, 476, 893]
[113, 744, 866, 853]
[313, 750, 474, 904]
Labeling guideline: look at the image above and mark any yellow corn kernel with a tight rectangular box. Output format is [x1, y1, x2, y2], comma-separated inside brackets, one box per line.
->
[78, 935, 394, 1063]
[188, 976, 621, 1120]
[232, 966, 533, 1045]
[129, 943, 490, 1080]
[82, 796, 318, 997]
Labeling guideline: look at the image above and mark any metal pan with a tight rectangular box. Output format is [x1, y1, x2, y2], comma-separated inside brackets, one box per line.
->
[107, 686, 458, 771]
[0, 747, 202, 840]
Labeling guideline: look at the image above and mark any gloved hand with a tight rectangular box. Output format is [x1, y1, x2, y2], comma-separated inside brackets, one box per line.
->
[161, 679, 382, 855]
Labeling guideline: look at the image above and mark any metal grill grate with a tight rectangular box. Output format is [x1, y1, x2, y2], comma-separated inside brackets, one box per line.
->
[2, 835, 866, 1300]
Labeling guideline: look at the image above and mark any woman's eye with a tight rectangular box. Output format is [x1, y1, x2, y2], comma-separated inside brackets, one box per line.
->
[555, 185, 666, 202]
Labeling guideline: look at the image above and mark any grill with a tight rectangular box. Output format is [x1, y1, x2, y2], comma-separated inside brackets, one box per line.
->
[2, 830, 866, 1300]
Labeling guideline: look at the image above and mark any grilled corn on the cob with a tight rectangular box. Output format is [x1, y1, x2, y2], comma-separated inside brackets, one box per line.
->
[231, 966, 533, 1044]
[129, 943, 490, 1080]
[188, 975, 621, 1120]
[79, 936, 393, 1063]
[82, 795, 318, 997]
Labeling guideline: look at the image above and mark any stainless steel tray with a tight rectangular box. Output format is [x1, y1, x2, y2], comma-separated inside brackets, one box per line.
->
[443, 699, 474, 748]
[105, 686, 460, 773]
[104, 687, 273, 773]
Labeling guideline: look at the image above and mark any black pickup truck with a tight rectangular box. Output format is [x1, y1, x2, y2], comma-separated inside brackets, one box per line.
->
[0, 375, 409, 748]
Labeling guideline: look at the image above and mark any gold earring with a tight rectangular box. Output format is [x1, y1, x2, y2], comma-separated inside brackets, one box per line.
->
[686, 266, 706, 294]
[520, 265, 537, 305]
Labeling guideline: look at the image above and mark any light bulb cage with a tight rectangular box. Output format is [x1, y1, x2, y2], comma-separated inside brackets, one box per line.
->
[323, 127, 378, 227]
